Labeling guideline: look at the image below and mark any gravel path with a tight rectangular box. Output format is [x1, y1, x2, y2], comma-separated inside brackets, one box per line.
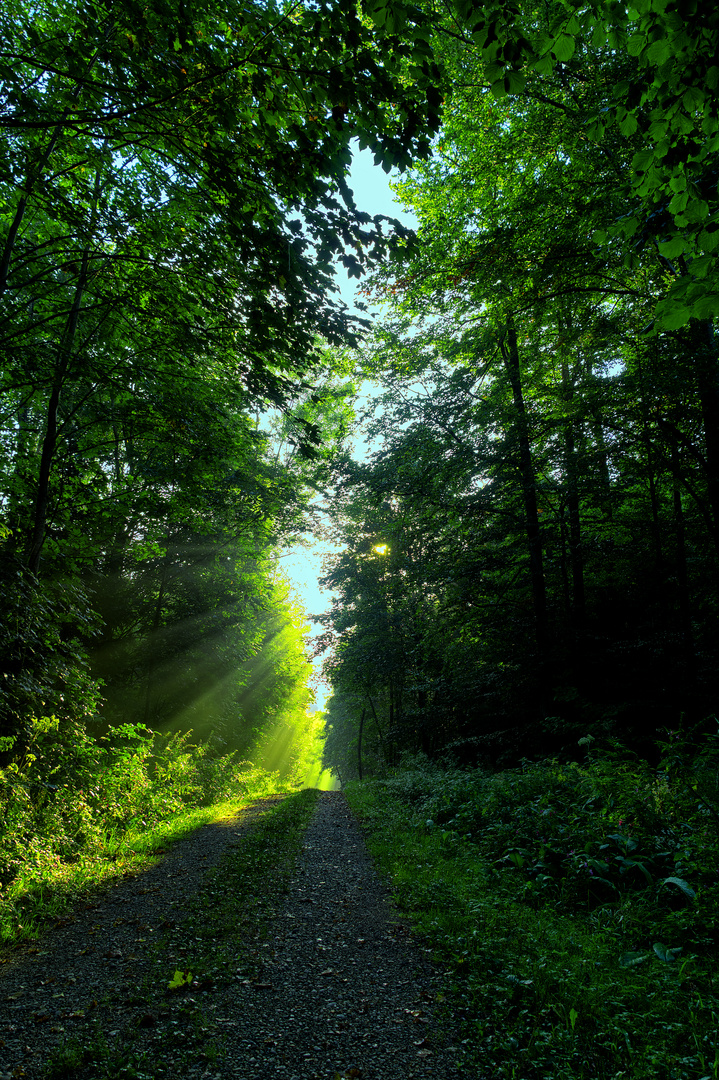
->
[217, 790, 461, 1079]
[0, 791, 463, 1079]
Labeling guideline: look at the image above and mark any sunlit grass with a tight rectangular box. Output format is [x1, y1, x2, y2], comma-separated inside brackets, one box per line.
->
[0, 701, 333, 955]
[0, 798, 254, 953]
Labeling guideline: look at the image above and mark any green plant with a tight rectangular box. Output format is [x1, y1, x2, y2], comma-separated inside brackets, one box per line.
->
[346, 743, 719, 1079]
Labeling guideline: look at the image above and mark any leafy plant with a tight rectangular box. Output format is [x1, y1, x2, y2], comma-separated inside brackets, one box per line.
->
[346, 742, 719, 1079]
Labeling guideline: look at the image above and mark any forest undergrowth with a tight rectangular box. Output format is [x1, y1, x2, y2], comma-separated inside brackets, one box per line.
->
[0, 718, 303, 950]
[346, 728, 719, 1080]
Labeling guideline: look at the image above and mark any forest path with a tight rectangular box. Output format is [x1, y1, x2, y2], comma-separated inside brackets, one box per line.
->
[0, 791, 462, 1080]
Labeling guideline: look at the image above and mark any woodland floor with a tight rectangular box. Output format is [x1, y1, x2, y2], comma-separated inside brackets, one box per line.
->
[0, 791, 463, 1079]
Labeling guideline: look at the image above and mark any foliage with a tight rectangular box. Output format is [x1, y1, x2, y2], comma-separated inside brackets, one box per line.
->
[442, 0, 719, 328]
[0, 563, 102, 739]
[347, 733, 719, 1079]
[319, 0, 719, 761]
[0, 0, 445, 778]
[0, 715, 298, 945]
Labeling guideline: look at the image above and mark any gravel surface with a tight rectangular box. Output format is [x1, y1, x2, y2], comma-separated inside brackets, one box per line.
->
[216, 790, 461, 1080]
[0, 791, 463, 1080]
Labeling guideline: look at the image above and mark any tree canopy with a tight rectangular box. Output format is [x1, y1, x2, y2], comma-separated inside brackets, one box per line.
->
[1, 0, 718, 780]
[319, 0, 719, 778]
[0, 0, 442, 756]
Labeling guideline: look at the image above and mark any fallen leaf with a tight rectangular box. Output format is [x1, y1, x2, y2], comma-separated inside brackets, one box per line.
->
[168, 969, 193, 991]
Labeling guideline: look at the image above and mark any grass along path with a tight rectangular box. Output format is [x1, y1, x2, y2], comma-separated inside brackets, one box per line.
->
[345, 758, 719, 1080]
[1, 798, 266, 954]
[0, 788, 319, 1078]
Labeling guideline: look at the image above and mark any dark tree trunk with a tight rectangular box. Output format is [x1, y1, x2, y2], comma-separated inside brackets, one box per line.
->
[561, 358, 586, 631]
[26, 249, 90, 573]
[670, 430, 695, 683]
[357, 708, 366, 781]
[143, 560, 168, 726]
[498, 317, 548, 657]
[695, 320, 719, 553]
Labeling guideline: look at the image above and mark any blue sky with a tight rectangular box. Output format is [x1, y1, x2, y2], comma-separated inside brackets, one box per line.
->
[282, 145, 417, 710]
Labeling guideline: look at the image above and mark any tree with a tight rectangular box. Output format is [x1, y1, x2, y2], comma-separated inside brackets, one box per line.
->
[318, 3, 719, 760]
[0, 0, 446, 748]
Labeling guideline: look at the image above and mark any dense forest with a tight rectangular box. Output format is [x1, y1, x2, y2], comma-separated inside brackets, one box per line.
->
[1, 5, 719, 1077]
[319, 0, 719, 779]
[1, 2, 718, 789]
[0, 0, 442, 774]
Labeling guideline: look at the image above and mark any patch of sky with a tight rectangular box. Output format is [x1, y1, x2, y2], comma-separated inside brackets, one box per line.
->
[279, 143, 419, 710]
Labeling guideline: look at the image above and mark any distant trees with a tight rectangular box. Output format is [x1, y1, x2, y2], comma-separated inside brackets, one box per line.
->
[320, 0, 719, 772]
[0, 0, 443, 752]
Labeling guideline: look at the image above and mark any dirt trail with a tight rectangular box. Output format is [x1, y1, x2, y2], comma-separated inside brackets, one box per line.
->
[0, 792, 462, 1080]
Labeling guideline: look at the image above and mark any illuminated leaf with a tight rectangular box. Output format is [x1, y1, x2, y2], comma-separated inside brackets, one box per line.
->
[552, 33, 575, 62]
[168, 969, 193, 990]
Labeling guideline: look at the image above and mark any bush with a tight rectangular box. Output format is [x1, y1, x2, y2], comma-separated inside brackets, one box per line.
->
[0, 717, 279, 893]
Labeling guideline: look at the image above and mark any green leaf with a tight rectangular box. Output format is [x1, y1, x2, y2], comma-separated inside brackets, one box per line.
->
[632, 148, 655, 174]
[647, 119, 668, 142]
[645, 38, 672, 66]
[618, 111, 638, 138]
[168, 969, 193, 990]
[683, 200, 710, 225]
[656, 303, 692, 329]
[552, 33, 575, 62]
[533, 54, 555, 75]
[591, 24, 607, 48]
[627, 33, 646, 57]
[661, 876, 696, 899]
[691, 293, 719, 318]
[668, 191, 689, 214]
[619, 951, 649, 968]
[653, 942, 682, 963]
[683, 87, 705, 114]
[506, 71, 526, 95]
[657, 236, 686, 259]
[699, 228, 719, 254]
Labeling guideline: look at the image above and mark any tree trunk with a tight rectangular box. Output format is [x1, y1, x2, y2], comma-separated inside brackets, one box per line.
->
[669, 430, 695, 682]
[561, 358, 586, 631]
[498, 317, 548, 656]
[143, 559, 168, 726]
[26, 249, 90, 573]
[695, 320, 719, 554]
[357, 708, 366, 781]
